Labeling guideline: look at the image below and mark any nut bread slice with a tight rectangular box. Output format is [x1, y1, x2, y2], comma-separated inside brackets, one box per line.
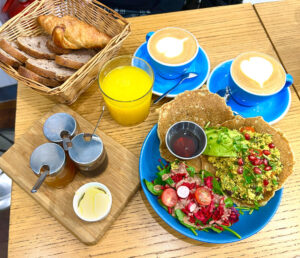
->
[18, 66, 61, 88]
[25, 59, 75, 82]
[0, 38, 33, 63]
[55, 49, 96, 69]
[0, 48, 21, 68]
[46, 39, 71, 55]
[17, 35, 55, 59]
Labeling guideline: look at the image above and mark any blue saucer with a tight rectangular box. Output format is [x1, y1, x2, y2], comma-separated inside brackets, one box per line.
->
[207, 60, 291, 125]
[134, 42, 210, 97]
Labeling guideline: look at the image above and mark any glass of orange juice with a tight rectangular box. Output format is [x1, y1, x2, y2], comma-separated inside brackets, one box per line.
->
[98, 55, 154, 126]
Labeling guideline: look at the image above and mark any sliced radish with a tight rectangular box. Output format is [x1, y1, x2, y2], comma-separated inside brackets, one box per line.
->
[187, 202, 196, 213]
[177, 185, 190, 198]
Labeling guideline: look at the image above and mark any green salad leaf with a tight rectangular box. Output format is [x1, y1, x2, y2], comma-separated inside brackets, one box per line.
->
[144, 179, 163, 196]
[175, 209, 198, 236]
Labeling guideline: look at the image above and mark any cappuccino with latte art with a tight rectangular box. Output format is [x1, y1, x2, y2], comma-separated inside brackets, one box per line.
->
[231, 52, 286, 95]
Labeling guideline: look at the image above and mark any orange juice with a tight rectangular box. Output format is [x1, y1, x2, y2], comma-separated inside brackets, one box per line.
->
[99, 59, 153, 126]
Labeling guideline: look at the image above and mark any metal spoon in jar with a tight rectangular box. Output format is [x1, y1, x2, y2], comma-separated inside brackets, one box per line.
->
[84, 105, 105, 141]
[153, 72, 198, 104]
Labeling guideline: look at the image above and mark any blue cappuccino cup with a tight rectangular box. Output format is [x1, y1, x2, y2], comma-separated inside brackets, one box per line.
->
[228, 52, 293, 107]
[146, 27, 199, 79]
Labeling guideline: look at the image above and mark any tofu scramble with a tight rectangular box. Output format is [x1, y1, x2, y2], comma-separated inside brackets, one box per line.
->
[208, 126, 282, 206]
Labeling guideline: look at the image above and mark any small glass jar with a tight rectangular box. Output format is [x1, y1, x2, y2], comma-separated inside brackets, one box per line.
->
[68, 133, 108, 177]
[30, 143, 76, 191]
[43, 113, 78, 150]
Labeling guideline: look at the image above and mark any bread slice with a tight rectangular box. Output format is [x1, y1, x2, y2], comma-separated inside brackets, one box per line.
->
[0, 48, 21, 68]
[0, 38, 31, 63]
[46, 39, 71, 55]
[55, 49, 96, 69]
[17, 35, 55, 59]
[25, 59, 75, 82]
[18, 66, 61, 88]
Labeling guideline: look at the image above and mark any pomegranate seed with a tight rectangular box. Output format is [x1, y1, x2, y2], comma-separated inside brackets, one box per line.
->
[238, 158, 244, 166]
[263, 150, 271, 155]
[263, 179, 269, 186]
[237, 166, 243, 174]
[244, 133, 251, 140]
[269, 143, 275, 149]
[263, 158, 269, 166]
[264, 166, 272, 171]
[248, 155, 257, 162]
[252, 159, 261, 166]
[165, 184, 170, 189]
[253, 167, 262, 174]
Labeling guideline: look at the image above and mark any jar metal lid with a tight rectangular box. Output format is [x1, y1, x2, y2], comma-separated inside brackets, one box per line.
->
[68, 133, 103, 165]
[43, 113, 77, 143]
[30, 143, 65, 176]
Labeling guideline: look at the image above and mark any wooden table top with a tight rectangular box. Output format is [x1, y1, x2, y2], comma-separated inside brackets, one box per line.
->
[255, 0, 300, 97]
[8, 3, 300, 257]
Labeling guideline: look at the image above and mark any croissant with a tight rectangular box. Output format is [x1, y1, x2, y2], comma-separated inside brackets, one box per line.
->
[37, 15, 111, 49]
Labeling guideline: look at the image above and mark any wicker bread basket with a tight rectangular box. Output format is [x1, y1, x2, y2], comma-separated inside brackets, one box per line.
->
[0, 0, 130, 104]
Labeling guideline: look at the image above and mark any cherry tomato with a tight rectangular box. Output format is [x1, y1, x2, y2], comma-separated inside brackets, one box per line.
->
[161, 188, 178, 207]
[240, 126, 255, 133]
[195, 187, 212, 206]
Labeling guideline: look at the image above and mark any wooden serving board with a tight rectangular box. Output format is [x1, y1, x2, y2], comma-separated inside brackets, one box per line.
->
[0, 104, 139, 245]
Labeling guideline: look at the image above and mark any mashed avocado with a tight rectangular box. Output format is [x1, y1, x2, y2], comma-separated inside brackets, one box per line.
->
[207, 127, 282, 205]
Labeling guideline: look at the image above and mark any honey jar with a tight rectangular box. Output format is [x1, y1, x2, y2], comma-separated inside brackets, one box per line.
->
[30, 143, 76, 192]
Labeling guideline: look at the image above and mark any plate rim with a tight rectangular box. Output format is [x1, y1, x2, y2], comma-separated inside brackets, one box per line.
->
[139, 124, 283, 244]
[133, 42, 211, 98]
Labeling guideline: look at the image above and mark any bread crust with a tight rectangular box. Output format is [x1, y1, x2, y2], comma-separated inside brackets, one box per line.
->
[55, 55, 83, 69]
[46, 39, 71, 55]
[18, 66, 61, 87]
[25, 60, 56, 79]
[17, 37, 55, 60]
[0, 49, 21, 68]
[0, 39, 28, 63]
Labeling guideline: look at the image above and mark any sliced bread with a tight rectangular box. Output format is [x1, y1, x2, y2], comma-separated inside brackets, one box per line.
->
[0, 48, 21, 68]
[26, 59, 75, 82]
[55, 49, 96, 69]
[46, 39, 71, 55]
[0, 38, 31, 63]
[18, 66, 61, 88]
[17, 35, 55, 60]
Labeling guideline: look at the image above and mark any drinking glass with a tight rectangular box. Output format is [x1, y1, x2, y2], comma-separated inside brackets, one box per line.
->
[98, 55, 154, 126]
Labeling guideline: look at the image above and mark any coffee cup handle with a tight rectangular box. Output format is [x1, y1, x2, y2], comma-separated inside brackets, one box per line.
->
[146, 32, 154, 41]
[284, 74, 293, 88]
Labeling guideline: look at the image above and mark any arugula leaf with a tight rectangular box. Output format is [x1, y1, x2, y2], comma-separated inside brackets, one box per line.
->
[210, 226, 222, 233]
[225, 197, 234, 208]
[175, 210, 198, 236]
[187, 166, 195, 177]
[220, 225, 241, 239]
[144, 179, 163, 196]
[272, 179, 279, 186]
[200, 170, 223, 195]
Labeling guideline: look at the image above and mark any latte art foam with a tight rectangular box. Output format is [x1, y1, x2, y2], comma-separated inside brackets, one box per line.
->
[240, 57, 273, 88]
[148, 28, 198, 65]
[156, 37, 188, 58]
[231, 52, 286, 95]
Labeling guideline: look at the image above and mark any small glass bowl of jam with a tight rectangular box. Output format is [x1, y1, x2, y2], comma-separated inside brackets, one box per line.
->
[165, 121, 207, 160]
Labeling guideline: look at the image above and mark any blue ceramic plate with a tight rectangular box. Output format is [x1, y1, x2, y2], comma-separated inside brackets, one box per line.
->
[133, 42, 210, 97]
[207, 60, 291, 125]
[139, 124, 283, 244]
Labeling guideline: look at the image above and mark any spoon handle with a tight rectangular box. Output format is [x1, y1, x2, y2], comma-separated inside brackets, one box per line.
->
[153, 78, 185, 104]
[31, 169, 49, 193]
